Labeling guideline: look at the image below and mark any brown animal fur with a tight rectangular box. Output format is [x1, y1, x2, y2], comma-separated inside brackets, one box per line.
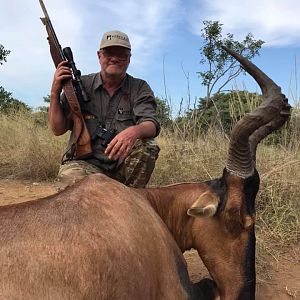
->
[0, 174, 218, 300]
[136, 175, 255, 300]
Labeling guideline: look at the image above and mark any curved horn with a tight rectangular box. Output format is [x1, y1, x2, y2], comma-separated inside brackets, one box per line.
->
[222, 46, 288, 178]
[221, 46, 281, 95]
[249, 97, 291, 163]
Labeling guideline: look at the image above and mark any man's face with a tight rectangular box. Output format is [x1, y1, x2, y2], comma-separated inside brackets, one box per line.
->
[98, 46, 131, 79]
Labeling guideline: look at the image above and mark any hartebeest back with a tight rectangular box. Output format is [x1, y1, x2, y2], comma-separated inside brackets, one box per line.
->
[0, 175, 218, 300]
[0, 48, 290, 300]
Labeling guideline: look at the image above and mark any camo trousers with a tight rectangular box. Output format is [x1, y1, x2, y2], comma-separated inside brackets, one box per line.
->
[55, 139, 160, 190]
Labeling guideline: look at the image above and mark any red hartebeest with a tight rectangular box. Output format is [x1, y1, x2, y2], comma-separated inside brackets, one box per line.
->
[0, 48, 290, 300]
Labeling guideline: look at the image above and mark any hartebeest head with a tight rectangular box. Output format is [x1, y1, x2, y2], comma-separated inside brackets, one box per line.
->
[188, 47, 290, 299]
[138, 48, 290, 300]
[191, 48, 291, 299]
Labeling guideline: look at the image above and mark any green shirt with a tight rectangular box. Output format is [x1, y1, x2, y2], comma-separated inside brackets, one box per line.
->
[61, 73, 160, 136]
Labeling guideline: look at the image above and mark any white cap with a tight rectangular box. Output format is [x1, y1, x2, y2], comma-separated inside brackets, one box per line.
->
[100, 30, 131, 50]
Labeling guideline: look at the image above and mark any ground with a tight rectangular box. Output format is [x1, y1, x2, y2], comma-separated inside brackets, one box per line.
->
[0, 179, 299, 299]
[184, 249, 299, 299]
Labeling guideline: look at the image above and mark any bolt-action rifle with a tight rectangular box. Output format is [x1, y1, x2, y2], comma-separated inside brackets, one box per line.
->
[39, 0, 92, 159]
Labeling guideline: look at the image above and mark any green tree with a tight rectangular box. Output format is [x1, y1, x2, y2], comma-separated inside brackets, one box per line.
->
[0, 44, 30, 113]
[34, 95, 50, 127]
[185, 91, 262, 132]
[155, 97, 172, 128]
[43, 95, 50, 103]
[198, 21, 264, 103]
[37, 95, 50, 113]
[0, 87, 30, 113]
[0, 44, 10, 65]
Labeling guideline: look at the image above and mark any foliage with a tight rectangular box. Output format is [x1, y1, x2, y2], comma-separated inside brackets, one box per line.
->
[36, 95, 50, 113]
[155, 97, 172, 128]
[0, 44, 10, 65]
[177, 91, 262, 134]
[198, 90, 261, 130]
[0, 87, 30, 114]
[198, 20, 264, 102]
[0, 44, 30, 114]
[43, 95, 50, 103]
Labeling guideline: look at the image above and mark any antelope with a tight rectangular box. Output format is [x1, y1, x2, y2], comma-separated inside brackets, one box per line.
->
[0, 48, 290, 300]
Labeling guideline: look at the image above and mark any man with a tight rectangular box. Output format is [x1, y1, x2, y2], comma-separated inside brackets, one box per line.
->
[49, 30, 160, 189]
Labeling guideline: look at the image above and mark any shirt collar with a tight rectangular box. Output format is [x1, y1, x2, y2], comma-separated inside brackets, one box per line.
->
[93, 73, 129, 93]
[93, 73, 103, 90]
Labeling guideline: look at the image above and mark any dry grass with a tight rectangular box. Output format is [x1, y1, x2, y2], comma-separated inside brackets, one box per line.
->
[150, 128, 228, 186]
[0, 110, 66, 181]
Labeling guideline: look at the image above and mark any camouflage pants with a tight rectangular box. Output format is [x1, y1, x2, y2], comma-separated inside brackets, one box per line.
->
[55, 139, 160, 190]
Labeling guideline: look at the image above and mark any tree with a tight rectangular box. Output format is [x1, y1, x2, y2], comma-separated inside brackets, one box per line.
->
[198, 21, 264, 103]
[36, 95, 50, 113]
[33, 95, 50, 127]
[185, 91, 262, 132]
[155, 97, 172, 128]
[0, 44, 10, 65]
[0, 87, 30, 113]
[0, 44, 30, 113]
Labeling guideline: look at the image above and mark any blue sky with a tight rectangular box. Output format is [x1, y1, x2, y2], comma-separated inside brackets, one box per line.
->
[1, 0, 300, 113]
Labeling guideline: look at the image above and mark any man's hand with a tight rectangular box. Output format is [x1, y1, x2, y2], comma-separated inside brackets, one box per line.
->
[105, 121, 157, 161]
[105, 126, 141, 161]
[51, 61, 72, 94]
[49, 60, 73, 136]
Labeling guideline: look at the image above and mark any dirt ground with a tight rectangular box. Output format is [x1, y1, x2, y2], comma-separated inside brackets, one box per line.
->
[0, 179, 299, 299]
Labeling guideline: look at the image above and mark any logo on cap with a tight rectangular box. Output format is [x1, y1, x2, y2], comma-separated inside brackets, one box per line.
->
[100, 30, 131, 49]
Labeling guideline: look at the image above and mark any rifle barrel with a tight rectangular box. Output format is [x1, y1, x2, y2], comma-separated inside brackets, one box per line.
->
[39, 0, 50, 19]
[39, 0, 64, 60]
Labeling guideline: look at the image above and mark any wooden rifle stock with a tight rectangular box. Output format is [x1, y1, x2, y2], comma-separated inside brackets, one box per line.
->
[39, 0, 92, 159]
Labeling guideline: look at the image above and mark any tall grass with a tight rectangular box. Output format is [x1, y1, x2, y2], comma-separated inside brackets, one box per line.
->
[0, 110, 66, 180]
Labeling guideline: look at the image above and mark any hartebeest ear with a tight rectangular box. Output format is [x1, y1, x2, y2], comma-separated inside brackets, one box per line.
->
[187, 191, 220, 218]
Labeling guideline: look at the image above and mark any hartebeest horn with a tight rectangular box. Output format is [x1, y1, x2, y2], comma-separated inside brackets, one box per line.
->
[222, 45, 288, 178]
[222, 46, 280, 95]
[249, 97, 290, 163]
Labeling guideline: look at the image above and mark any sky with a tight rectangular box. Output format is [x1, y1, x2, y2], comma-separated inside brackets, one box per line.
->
[1, 0, 300, 113]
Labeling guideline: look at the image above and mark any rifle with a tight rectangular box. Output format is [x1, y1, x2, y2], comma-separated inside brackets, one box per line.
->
[39, 0, 92, 159]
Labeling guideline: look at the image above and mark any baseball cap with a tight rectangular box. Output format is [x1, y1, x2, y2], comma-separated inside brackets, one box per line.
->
[100, 30, 131, 50]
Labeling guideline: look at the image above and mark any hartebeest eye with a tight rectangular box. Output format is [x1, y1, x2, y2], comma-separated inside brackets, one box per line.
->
[187, 191, 220, 218]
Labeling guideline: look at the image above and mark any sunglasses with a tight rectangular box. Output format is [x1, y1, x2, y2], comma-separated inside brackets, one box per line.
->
[101, 49, 131, 61]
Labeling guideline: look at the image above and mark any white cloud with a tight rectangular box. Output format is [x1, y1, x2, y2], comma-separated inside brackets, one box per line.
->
[75, 0, 181, 69]
[0, 0, 181, 106]
[2, 0, 299, 107]
[0, 0, 83, 106]
[188, 0, 300, 47]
